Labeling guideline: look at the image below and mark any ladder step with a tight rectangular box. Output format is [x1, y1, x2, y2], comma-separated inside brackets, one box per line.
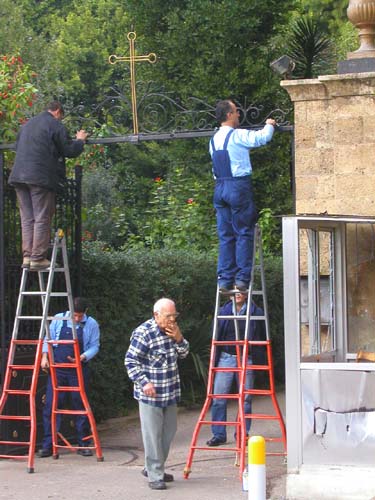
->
[33, 267, 66, 273]
[21, 291, 69, 297]
[5, 390, 31, 396]
[8, 364, 35, 370]
[212, 367, 242, 373]
[207, 394, 240, 400]
[192, 445, 239, 452]
[53, 409, 88, 415]
[202, 420, 239, 426]
[50, 363, 79, 369]
[17, 316, 64, 320]
[0, 444, 30, 450]
[0, 415, 31, 421]
[245, 413, 280, 420]
[216, 315, 265, 320]
[55, 387, 81, 392]
[244, 365, 270, 371]
[12, 340, 39, 345]
[245, 389, 273, 395]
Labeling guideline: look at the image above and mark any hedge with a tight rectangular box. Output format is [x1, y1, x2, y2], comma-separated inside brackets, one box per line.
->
[81, 244, 284, 421]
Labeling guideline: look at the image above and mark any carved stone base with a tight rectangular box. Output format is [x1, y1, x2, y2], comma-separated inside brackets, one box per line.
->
[338, 56, 375, 73]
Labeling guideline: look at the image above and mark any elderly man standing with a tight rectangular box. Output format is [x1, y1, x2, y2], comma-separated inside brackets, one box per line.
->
[125, 298, 189, 490]
[210, 99, 276, 292]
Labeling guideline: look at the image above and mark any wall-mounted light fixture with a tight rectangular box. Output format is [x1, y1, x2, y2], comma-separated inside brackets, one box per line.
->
[270, 55, 295, 79]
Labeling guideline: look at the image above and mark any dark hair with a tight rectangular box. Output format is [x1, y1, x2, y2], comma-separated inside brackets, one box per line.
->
[73, 297, 88, 313]
[215, 99, 234, 124]
[46, 100, 64, 115]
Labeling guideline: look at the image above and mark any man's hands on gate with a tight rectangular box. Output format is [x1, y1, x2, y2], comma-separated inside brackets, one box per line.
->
[266, 118, 277, 127]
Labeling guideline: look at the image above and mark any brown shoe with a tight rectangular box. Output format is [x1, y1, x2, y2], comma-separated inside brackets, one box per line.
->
[30, 259, 51, 271]
[22, 257, 31, 269]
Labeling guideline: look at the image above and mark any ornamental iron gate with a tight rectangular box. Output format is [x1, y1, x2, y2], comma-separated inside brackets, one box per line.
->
[0, 90, 293, 453]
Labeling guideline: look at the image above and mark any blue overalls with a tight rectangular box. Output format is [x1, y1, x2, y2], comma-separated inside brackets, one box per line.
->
[42, 317, 90, 450]
[211, 129, 258, 288]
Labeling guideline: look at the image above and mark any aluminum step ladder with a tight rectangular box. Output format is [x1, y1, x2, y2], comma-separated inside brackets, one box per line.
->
[184, 225, 286, 479]
[0, 230, 103, 472]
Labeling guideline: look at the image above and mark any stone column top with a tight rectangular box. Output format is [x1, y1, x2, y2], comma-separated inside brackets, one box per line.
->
[281, 72, 375, 101]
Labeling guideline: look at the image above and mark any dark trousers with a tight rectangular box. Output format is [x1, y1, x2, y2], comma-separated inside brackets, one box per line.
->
[42, 366, 90, 449]
[214, 178, 257, 286]
[15, 184, 55, 261]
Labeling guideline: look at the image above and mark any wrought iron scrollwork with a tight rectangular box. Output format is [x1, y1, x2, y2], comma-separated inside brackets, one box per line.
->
[65, 82, 291, 137]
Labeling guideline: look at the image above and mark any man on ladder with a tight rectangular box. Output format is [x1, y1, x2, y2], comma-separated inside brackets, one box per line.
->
[209, 99, 276, 292]
[38, 297, 100, 458]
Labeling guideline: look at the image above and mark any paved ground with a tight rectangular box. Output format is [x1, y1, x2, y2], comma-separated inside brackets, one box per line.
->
[0, 393, 287, 500]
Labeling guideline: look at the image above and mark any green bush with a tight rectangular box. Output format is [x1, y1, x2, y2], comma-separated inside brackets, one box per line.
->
[81, 244, 284, 420]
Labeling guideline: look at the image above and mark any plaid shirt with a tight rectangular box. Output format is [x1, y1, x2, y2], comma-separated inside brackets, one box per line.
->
[125, 318, 189, 407]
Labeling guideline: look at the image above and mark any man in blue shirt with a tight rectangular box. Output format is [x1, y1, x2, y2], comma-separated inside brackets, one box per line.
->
[38, 297, 100, 458]
[206, 290, 266, 446]
[209, 99, 276, 291]
[125, 298, 189, 490]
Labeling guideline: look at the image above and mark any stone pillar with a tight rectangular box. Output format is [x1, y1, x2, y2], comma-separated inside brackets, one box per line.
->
[281, 73, 375, 216]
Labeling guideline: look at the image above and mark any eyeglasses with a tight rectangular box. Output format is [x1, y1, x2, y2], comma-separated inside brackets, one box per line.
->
[158, 312, 180, 320]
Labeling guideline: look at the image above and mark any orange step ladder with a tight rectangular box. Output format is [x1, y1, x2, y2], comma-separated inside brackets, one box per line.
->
[0, 230, 103, 472]
[184, 225, 286, 479]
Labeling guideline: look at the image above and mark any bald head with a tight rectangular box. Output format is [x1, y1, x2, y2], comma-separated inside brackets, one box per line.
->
[153, 298, 175, 313]
[153, 298, 179, 330]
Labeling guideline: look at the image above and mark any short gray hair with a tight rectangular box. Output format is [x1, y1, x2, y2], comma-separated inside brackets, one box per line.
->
[153, 298, 175, 313]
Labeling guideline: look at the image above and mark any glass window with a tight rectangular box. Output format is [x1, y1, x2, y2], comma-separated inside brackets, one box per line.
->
[299, 228, 335, 360]
[346, 223, 375, 354]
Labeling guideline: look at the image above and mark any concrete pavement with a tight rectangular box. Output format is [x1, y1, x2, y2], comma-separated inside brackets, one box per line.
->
[0, 394, 287, 500]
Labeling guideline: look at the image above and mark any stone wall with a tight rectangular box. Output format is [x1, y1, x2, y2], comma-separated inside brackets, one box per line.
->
[281, 73, 375, 215]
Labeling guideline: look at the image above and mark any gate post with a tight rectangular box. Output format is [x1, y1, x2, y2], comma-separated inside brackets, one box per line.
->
[0, 151, 6, 387]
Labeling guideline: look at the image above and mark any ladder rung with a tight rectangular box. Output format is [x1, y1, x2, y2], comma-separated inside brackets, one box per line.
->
[216, 315, 247, 320]
[245, 413, 280, 420]
[55, 386, 81, 392]
[17, 316, 61, 320]
[0, 415, 31, 421]
[208, 394, 240, 399]
[244, 365, 270, 371]
[8, 364, 35, 370]
[265, 437, 284, 442]
[212, 367, 242, 373]
[33, 267, 66, 273]
[50, 363, 79, 368]
[192, 445, 239, 452]
[49, 340, 76, 345]
[245, 389, 272, 395]
[21, 291, 69, 297]
[12, 340, 39, 345]
[53, 409, 88, 415]
[0, 443, 30, 449]
[202, 420, 239, 425]
[5, 390, 31, 396]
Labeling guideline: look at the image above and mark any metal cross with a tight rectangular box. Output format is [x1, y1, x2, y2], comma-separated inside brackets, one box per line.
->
[109, 31, 157, 134]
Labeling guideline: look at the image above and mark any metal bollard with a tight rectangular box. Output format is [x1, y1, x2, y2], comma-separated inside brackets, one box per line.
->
[248, 436, 266, 500]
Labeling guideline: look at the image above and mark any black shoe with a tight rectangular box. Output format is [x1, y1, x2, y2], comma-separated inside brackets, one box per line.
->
[148, 480, 167, 490]
[235, 281, 248, 292]
[38, 448, 52, 458]
[77, 448, 93, 457]
[219, 282, 233, 293]
[206, 436, 227, 447]
[141, 468, 174, 482]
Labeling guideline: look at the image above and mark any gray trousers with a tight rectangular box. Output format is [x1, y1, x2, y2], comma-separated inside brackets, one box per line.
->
[139, 402, 177, 482]
[15, 184, 55, 261]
